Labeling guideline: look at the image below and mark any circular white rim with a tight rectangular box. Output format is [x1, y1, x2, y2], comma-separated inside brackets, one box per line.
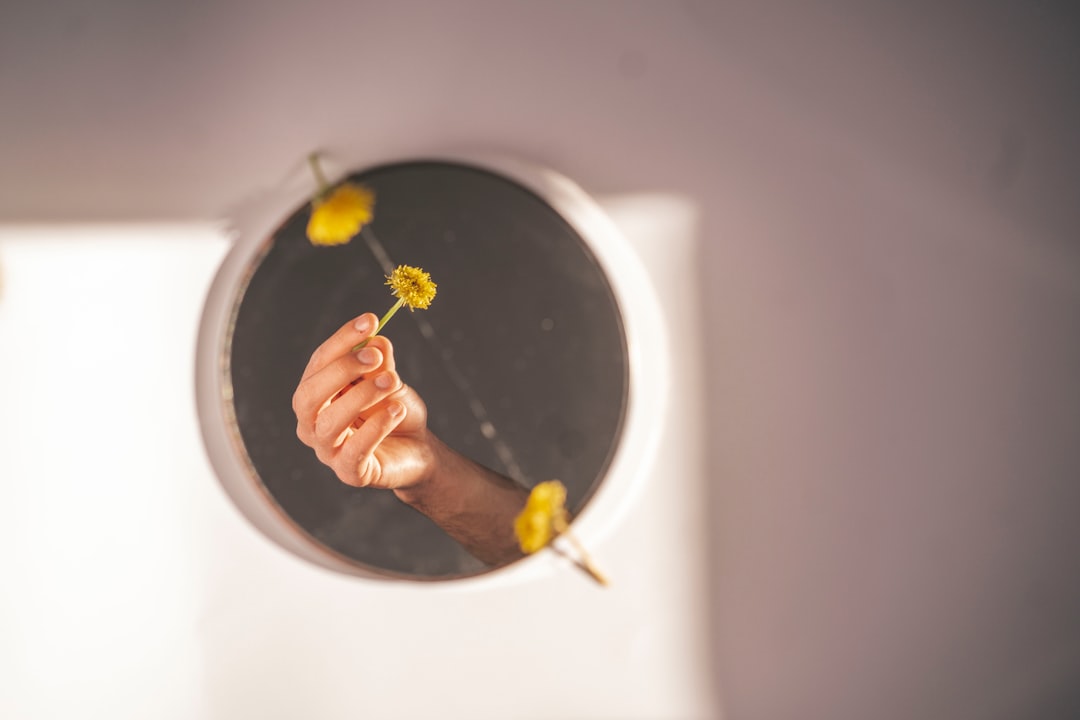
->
[194, 153, 669, 588]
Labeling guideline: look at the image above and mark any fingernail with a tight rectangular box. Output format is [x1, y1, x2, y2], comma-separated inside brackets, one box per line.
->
[374, 372, 394, 390]
[387, 401, 405, 418]
[354, 315, 373, 333]
[357, 348, 379, 365]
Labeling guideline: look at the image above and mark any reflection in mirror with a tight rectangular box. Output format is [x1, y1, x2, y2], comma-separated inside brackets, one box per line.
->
[225, 160, 628, 579]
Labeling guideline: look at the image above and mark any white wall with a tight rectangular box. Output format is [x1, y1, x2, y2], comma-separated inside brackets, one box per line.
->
[0, 228, 225, 718]
[0, 212, 715, 720]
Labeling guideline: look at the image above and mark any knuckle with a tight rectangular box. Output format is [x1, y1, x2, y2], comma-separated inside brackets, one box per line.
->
[312, 409, 328, 436]
[315, 446, 333, 465]
[359, 456, 381, 488]
[314, 417, 337, 444]
[309, 346, 328, 368]
[292, 383, 317, 415]
[335, 467, 360, 487]
[338, 456, 370, 488]
[315, 403, 351, 441]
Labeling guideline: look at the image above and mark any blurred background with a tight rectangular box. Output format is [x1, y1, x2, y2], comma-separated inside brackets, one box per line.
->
[2, 1, 1079, 719]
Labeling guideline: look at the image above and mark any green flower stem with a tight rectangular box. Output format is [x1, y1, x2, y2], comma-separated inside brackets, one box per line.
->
[352, 297, 405, 351]
[308, 153, 331, 197]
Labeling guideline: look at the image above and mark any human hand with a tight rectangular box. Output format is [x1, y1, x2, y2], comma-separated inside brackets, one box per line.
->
[292, 313, 433, 490]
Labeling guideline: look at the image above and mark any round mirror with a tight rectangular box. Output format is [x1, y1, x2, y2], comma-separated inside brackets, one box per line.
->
[199, 159, 631, 580]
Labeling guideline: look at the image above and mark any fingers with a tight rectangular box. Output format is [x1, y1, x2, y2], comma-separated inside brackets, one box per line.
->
[312, 368, 402, 449]
[293, 335, 397, 440]
[291, 318, 422, 489]
[334, 401, 408, 487]
[300, 313, 379, 381]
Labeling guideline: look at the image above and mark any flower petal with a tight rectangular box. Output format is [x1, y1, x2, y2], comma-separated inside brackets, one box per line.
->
[306, 183, 375, 246]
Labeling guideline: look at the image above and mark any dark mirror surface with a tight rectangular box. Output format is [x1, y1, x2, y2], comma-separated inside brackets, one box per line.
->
[228, 161, 628, 578]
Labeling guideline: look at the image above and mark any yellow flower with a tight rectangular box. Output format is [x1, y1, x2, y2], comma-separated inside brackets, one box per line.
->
[385, 264, 438, 310]
[352, 264, 438, 351]
[306, 183, 375, 246]
[514, 480, 569, 554]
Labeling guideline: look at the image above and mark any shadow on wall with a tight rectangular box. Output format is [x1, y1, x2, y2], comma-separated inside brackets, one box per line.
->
[696, 6, 1080, 718]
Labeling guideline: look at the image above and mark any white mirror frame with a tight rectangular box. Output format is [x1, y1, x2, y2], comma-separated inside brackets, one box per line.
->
[195, 154, 669, 588]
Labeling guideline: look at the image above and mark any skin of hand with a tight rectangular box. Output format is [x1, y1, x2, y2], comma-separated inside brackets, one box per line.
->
[292, 313, 529, 566]
[292, 312, 433, 491]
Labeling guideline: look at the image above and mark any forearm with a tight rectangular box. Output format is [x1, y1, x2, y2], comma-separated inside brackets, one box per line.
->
[393, 432, 529, 567]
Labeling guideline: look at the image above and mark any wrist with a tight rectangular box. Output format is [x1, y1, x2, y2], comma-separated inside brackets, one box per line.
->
[392, 435, 529, 566]
[392, 430, 449, 507]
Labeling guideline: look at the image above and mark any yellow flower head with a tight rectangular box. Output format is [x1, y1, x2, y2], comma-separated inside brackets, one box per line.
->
[514, 480, 569, 554]
[306, 183, 375, 246]
[386, 265, 438, 310]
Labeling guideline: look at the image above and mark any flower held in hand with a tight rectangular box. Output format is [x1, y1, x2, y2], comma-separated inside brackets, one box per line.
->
[386, 265, 438, 310]
[353, 264, 438, 351]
